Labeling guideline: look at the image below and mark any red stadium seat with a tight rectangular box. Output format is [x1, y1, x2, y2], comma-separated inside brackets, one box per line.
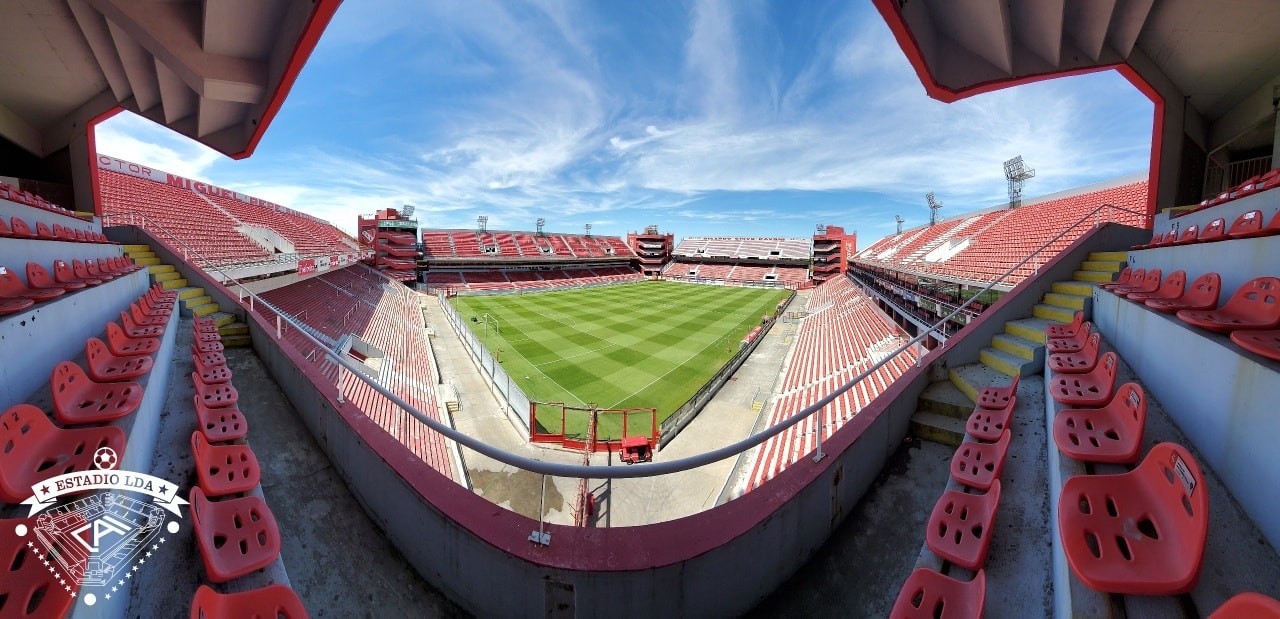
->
[1146, 272, 1220, 314]
[196, 331, 222, 344]
[195, 339, 226, 354]
[1058, 442, 1208, 595]
[926, 480, 1001, 571]
[976, 374, 1019, 410]
[106, 321, 161, 356]
[132, 300, 169, 321]
[1230, 329, 1280, 362]
[1047, 321, 1094, 354]
[85, 336, 153, 381]
[1132, 233, 1162, 250]
[1045, 311, 1084, 339]
[0, 403, 126, 503]
[0, 297, 34, 315]
[196, 362, 232, 384]
[0, 265, 65, 302]
[25, 261, 80, 292]
[195, 319, 220, 333]
[1127, 270, 1186, 303]
[1111, 268, 1161, 297]
[1098, 267, 1134, 290]
[1050, 351, 1117, 406]
[51, 361, 143, 425]
[188, 487, 282, 582]
[139, 295, 172, 315]
[1208, 593, 1280, 619]
[1047, 332, 1102, 373]
[1198, 217, 1227, 243]
[965, 396, 1016, 442]
[1177, 277, 1280, 333]
[194, 395, 248, 442]
[35, 221, 55, 239]
[1169, 224, 1199, 245]
[191, 431, 261, 496]
[189, 584, 308, 619]
[193, 347, 227, 369]
[9, 217, 36, 238]
[950, 430, 1010, 491]
[193, 372, 239, 408]
[1, 517, 78, 619]
[1227, 210, 1265, 238]
[120, 310, 165, 338]
[0, 217, 10, 237]
[890, 568, 985, 619]
[83, 259, 115, 281]
[1053, 382, 1146, 464]
[53, 259, 97, 287]
[71, 259, 103, 285]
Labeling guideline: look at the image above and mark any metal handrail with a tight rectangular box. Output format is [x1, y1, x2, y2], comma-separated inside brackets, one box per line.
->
[108, 202, 1143, 481]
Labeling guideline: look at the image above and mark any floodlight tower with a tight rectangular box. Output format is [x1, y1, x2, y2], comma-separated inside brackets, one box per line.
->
[816, 224, 828, 235]
[401, 204, 415, 218]
[1004, 155, 1036, 209]
[536, 218, 545, 236]
[926, 192, 943, 226]
[895, 215, 904, 234]
[477, 215, 488, 232]
[584, 223, 592, 237]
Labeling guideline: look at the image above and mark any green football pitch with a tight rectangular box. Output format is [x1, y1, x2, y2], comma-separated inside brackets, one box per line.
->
[450, 281, 789, 440]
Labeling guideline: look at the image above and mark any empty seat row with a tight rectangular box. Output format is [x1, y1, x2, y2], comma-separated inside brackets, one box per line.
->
[0, 257, 144, 315]
[1183, 168, 1280, 214]
[1135, 208, 1280, 249]
[0, 182, 76, 216]
[0, 216, 113, 243]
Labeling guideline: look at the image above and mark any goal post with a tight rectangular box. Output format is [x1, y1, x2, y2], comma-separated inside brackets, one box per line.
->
[528, 401, 659, 453]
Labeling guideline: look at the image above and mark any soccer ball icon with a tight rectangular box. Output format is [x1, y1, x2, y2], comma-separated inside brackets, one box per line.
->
[93, 447, 119, 470]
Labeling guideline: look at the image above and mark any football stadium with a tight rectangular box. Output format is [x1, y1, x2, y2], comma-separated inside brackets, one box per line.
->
[2, 1, 1280, 617]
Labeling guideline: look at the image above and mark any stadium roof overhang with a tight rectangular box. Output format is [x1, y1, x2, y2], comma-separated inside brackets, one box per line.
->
[873, 0, 1280, 212]
[0, 0, 340, 162]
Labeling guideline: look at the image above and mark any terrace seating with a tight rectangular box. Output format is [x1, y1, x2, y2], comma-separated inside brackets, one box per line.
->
[1126, 270, 1186, 303]
[1197, 217, 1227, 243]
[1049, 351, 1117, 406]
[1057, 442, 1208, 595]
[1176, 277, 1280, 333]
[25, 261, 78, 292]
[1226, 210, 1265, 238]
[890, 568, 985, 619]
[0, 403, 127, 503]
[193, 372, 239, 408]
[107, 321, 161, 356]
[975, 375, 1019, 409]
[194, 396, 249, 442]
[190, 584, 308, 619]
[1145, 272, 1220, 313]
[196, 362, 233, 384]
[188, 487, 282, 582]
[1045, 311, 1084, 339]
[9, 217, 35, 238]
[1098, 267, 1133, 291]
[949, 430, 1011, 491]
[0, 517, 77, 619]
[925, 480, 1001, 570]
[1169, 225, 1200, 245]
[120, 310, 165, 337]
[85, 336, 153, 381]
[1046, 322, 1094, 354]
[0, 265, 65, 302]
[1047, 332, 1102, 373]
[54, 259, 98, 287]
[1052, 382, 1147, 464]
[965, 396, 1016, 442]
[72, 259, 103, 285]
[1208, 593, 1280, 618]
[191, 432, 261, 496]
[0, 296, 34, 315]
[1110, 268, 1162, 297]
[51, 361, 143, 425]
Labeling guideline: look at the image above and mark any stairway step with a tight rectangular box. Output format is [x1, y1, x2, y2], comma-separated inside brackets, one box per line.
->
[948, 363, 1014, 403]
[909, 411, 966, 447]
[134, 257, 161, 266]
[147, 264, 175, 274]
[152, 271, 181, 282]
[1043, 292, 1090, 312]
[208, 311, 237, 327]
[172, 286, 205, 300]
[190, 302, 219, 317]
[918, 380, 975, 419]
[1080, 260, 1122, 273]
[1052, 280, 1095, 297]
[220, 334, 252, 348]
[1005, 317, 1057, 343]
[183, 295, 212, 309]
[1073, 270, 1114, 283]
[161, 278, 188, 290]
[1033, 303, 1077, 323]
[992, 333, 1042, 361]
[218, 322, 249, 337]
[129, 251, 156, 259]
[979, 346, 1038, 377]
[1087, 251, 1128, 262]
[121, 244, 151, 252]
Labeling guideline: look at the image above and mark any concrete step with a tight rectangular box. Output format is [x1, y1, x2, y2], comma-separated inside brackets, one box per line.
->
[1042, 292, 1090, 312]
[1005, 317, 1057, 343]
[1033, 303, 1077, 323]
[1080, 260, 1122, 273]
[152, 271, 181, 282]
[172, 286, 205, 300]
[208, 311, 237, 327]
[134, 257, 161, 266]
[147, 264, 175, 274]
[221, 334, 252, 347]
[218, 322, 249, 337]
[190, 302, 219, 317]
[1087, 251, 1128, 262]
[917, 380, 975, 419]
[128, 251, 156, 259]
[991, 332, 1042, 361]
[979, 346, 1038, 377]
[948, 363, 1015, 404]
[909, 411, 966, 447]
[161, 278, 189, 290]
[183, 295, 212, 310]
[121, 244, 151, 252]
[1052, 280, 1095, 297]
[1073, 270, 1114, 283]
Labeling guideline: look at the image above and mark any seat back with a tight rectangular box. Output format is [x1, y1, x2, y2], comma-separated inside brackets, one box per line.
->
[1, 517, 78, 619]
[1199, 217, 1227, 241]
[1113, 267, 1132, 284]
[72, 259, 93, 279]
[52, 259, 78, 283]
[1135, 268, 1162, 291]
[25, 262, 58, 289]
[1177, 225, 1199, 243]
[1111, 382, 1147, 435]
[0, 217, 9, 236]
[190, 584, 308, 619]
[1181, 272, 1222, 306]
[1228, 210, 1264, 237]
[35, 221, 54, 239]
[1135, 441, 1209, 560]
[0, 266, 28, 296]
[1126, 268, 1146, 284]
[1156, 270, 1187, 297]
[9, 217, 33, 237]
[1222, 277, 1280, 322]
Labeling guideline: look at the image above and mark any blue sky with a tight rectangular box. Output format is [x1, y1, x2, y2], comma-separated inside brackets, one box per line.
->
[95, 0, 1154, 246]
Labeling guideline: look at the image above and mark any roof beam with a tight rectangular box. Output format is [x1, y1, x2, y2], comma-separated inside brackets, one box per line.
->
[66, 0, 132, 102]
[1064, 0, 1117, 63]
[106, 19, 161, 113]
[1011, 0, 1064, 68]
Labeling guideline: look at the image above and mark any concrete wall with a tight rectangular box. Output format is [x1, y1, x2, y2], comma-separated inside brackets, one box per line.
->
[1151, 184, 1280, 237]
[1, 198, 100, 233]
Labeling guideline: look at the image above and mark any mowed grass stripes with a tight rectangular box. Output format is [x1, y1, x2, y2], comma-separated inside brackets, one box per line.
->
[452, 281, 788, 439]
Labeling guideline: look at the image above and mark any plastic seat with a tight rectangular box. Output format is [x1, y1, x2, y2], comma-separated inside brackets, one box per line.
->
[196, 361, 233, 384]
[197, 332, 222, 344]
[194, 395, 248, 442]
[188, 486, 282, 582]
[35, 221, 55, 239]
[106, 321, 161, 356]
[926, 480, 1001, 571]
[949, 430, 1011, 491]
[1098, 267, 1135, 291]
[71, 259, 103, 285]
[139, 295, 172, 315]
[132, 300, 169, 320]
[1197, 217, 1227, 243]
[1168, 225, 1199, 245]
[890, 568, 985, 619]
[189, 584, 308, 619]
[195, 339, 226, 354]
[1047, 321, 1094, 354]
[1050, 351, 1117, 406]
[1146, 272, 1220, 314]
[1227, 210, 1265, 238]
[1111, 268, 1161, 297]
[1127, 270, 1186, 303]
[1177, 277, 1280, 333]
[1132, 233, 1162, 250]
[53, 259, 98, 287]
[1058, 442, 1208, 595]
[0, 403, 127, 503]
[118, 310, 165, 338]
[1, 517, 78, 619]
[148, 284, 178, 301]
[25, 261, 78, 292]
[194, 347, 227, 368]
[1048, 332, 1102, 373]
[976, 373, 1019, 409]
[1208, 592, 1280, 619]
[191, 431, 261, 496]
[9, 217, 36, 238]
[1053, 382, 1147, 464]
[194, 372, 239, 408]
[83, 259, 115, 281]
[51, 361, 143, 425]
[1045, 311, 1084, 339]
[965, 396, 1016, 442]
[0, 297, 35, 315]
[85, 336, 153, 381]
[195, 321, 220, 334]
[0, 217, 9, 237]
[1230, 329, 1280, 362]
[0, 265, 65, 302]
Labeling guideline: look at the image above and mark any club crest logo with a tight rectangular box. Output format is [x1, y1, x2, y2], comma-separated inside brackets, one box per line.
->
[13, 447, 186, 609]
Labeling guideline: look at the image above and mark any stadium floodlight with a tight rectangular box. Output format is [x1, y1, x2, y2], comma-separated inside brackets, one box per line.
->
[816, 224, 827, 235]
[477, 215, 488, 232]
[584, 223, 592, 237]
[401, 204, 415, 218]
[895, 215, 904, 234]
[1004, 155, 1036, 209]
[926, 192, 943, 226]
[536, 218, 545, 236]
